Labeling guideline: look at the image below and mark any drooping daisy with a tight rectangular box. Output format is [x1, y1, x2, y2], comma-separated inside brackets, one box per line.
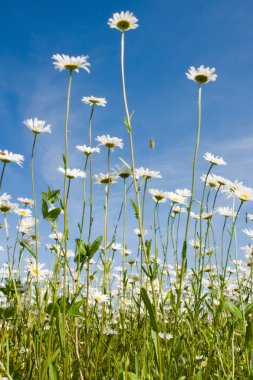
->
[149, 189, 168, 203]
[0, 150, 24, 167]
[94, 172, 118, 184]
[217, 207, 237, 218]
[58, 167, 86, 179]
[189, 239, 201, 249]
[135, 167, 162, 180]
[204, 152, 226, 166]
[82, 96, 107, 107]
[111, 243, 123, 252]
[108, 11, 139, 32]
[96, 135, 123, 150]
[116, 165, 132, 179]
[49, 232, 64, 241]
[186, 65, 217, 84]
[76, 145, 100, 155]
[201, 174, 219, 188]
[23, 118, 52, 134]
[52, 54, 90, 73]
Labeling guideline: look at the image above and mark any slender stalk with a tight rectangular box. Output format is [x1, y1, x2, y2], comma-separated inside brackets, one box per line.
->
[88, 104, 95, 242]
[0, 162, 6, 191]
[63, 69, 73, 378]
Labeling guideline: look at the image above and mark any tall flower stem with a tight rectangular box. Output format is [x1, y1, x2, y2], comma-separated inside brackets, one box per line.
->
[31, 134, 38, 267]
[0, 162, 6, 191]
[62, 69, 73, 378]
[88, 104, 95, 242]
[79, 156, 88, 239]
[120, 31, 163, 380]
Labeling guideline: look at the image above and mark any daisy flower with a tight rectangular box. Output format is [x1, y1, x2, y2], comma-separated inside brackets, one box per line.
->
[116, 165, 132, 179]
[111, 243, 123, 251]
[49, 232, 64, 241]
[166, 192, 187, 204]
[201, 174, 219, 188]
[17, 197, 34, 206]
[134, 228, 148, 237]
[108, 11, 139, 32]
[247, 213, 253, 221]
[135, 167, 162, 179]
[26, 260, 49, 281]
[189, 239, 201, 249]
[0, 150, 24, 167]
[15, 208, 32, 217]
[76, 145, 100, 155]
[149, 189, 168, 203]
[0, 194, 18, 213]
[93, 291, 109, 303]
[243, 229, 253, 239]
[217, 207, 237, 218]
[186, 65, 217, 84]
[18, 217, 36, 234]
[172, 205, 186, 214]
[223, 182, 253, 201]
[52, 54, 90, 73]
[96, 135, 123, 150]
[94, 172, 118, 184]
[23, 118, 52, 134]
[82, 96, 107, 107]
[204, 152, 226, 166]
[58, 167, 86, 179]
[176, 188, 191, 198]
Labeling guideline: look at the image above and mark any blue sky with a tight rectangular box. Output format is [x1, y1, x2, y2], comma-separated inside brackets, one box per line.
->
[1, 0, 253, 266]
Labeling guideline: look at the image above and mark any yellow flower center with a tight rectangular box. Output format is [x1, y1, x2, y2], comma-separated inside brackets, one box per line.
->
[116, 20, 131, 31]
[240, 193, 249, 201]
[32, 269, 40, 275]
[20, 210, 28, 215]
[194, 74, 208, 84]
[64, 64, 79, 71]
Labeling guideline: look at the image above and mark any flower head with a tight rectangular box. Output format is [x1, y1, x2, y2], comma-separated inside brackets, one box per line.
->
[18, 197, 34, 206]
[58, 167, 86, 179]
[23, 118, 52, 134]
[108, 11, 139, 32]
[204, 152, 226, 166]
[76, 145, 100, 156]
[0, 150, 24, 167]
[186, 65, 217, 84]
[82, 96, 107, 107]
[52, 54, 90, 73]
[94, 172, 118, 184]
[217, 207, 237, 218]
[96, 135, 123, 150]
[135, 167, 162, 180]
[149, 189, 168, 203]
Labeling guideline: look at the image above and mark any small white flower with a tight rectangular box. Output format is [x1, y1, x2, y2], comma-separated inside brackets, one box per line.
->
[149, 189, 168, 203]
[23, 118, 52, 134]
[189, 239, 201, 249]
[82, 96, 107, 107]
[15, 208, 32, 217]
[111, 243, 123, 251]
[93, 291, 109, 303]
[135, 167, 162, 179]
[96, 135, 123, 150]
[243, 228, 253, 239]
[58, 167, 86, 179]
[166, 192, 187, 204]
[52, 54, 90, 73]
[172, 205, 186, 214]
[217, 207, 237, 218]
[76, 144, 100, 155]
[94, 172, 118, 184]
[158, 332, 173, 341]
[108, 11, 139, 32]
[134, 228, 148, 237]
[18, 197, 34, 206]
[186, 65, 217, 84]
[204, 152, 226, 166]
[175, 188, 191, 198]
[0, 150, 24, 167]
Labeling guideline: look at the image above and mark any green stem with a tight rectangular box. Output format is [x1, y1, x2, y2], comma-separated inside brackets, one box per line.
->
[0, 162, 6, 191]
[88, 104, 95, 242]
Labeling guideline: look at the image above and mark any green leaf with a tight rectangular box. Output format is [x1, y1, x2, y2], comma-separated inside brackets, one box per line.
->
[225, 300, 242, 319]
[41, 198, 48, 219]
[68, 300, 84, 317]
[89, 236, 102, 258]
[42, 349, 60, 380]
[245, 303, 253, 317]
[56, 305, 64, 356]
[47, 208, 61, 223]
[49, 363, 58, 380]
[140, 287, 158, 332]
[130, 199, 139, 219]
